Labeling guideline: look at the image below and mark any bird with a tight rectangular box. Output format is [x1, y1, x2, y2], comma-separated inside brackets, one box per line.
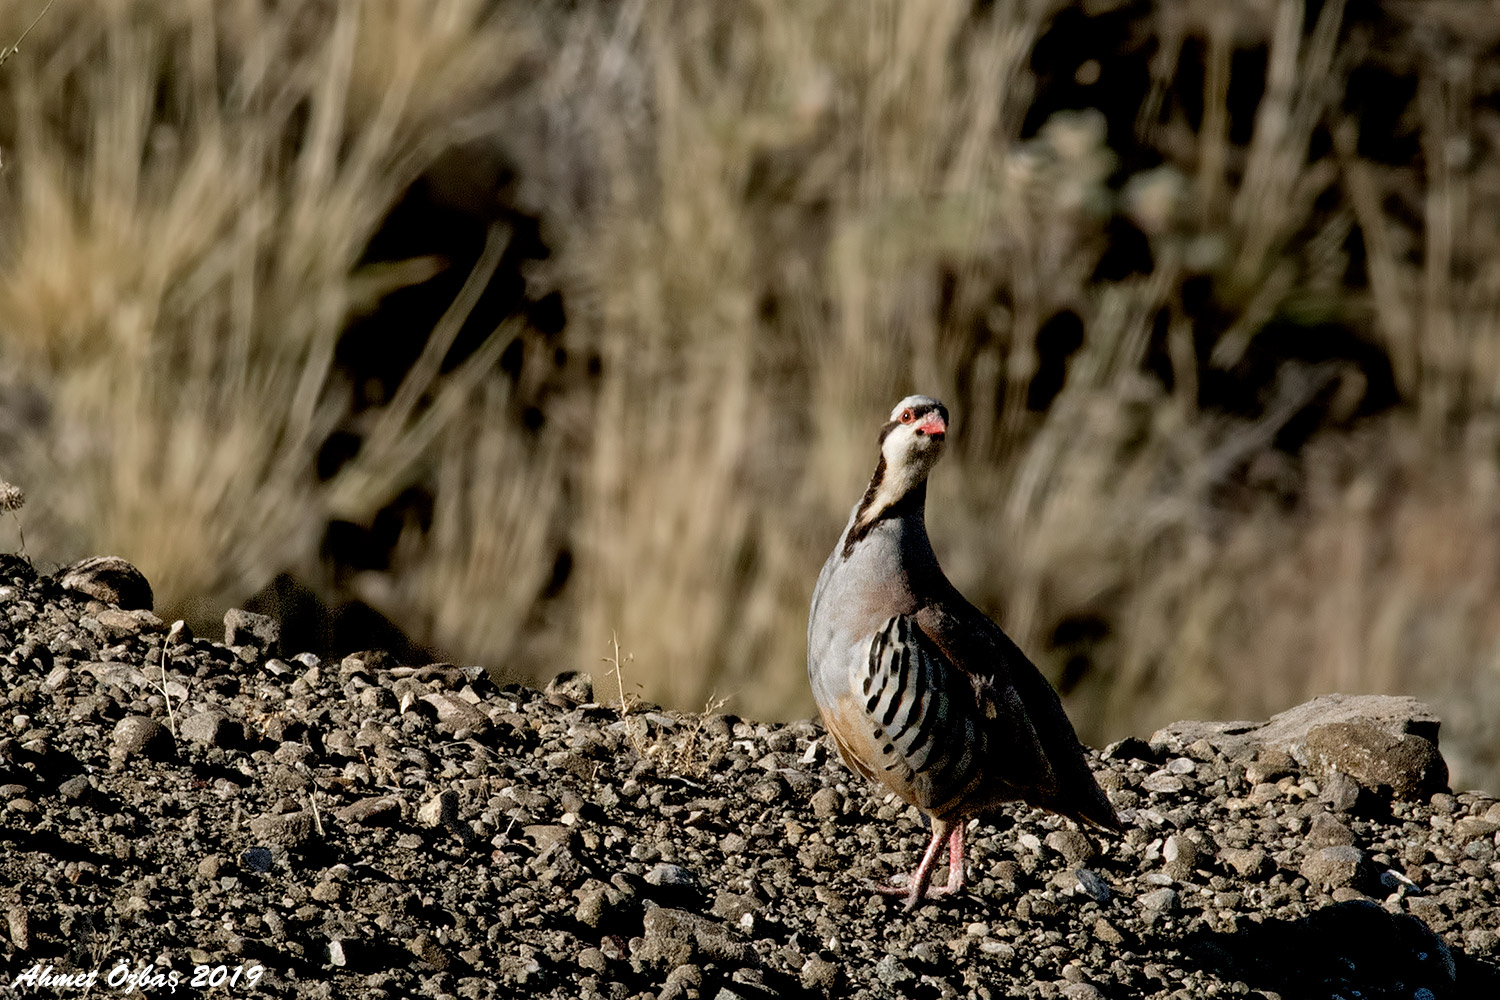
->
[807, 394, 1121, 911]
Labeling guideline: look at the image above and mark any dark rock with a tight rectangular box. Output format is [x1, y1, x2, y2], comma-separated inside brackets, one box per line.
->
[1307, 811, 1355, 847]
[112, 715, 175, 760]
[1045, 829, 1096, 864]
[180, 711, 243, 748]
[1321, 769, 1364, 812]
[223, 609, 280, 656]
[57, 775, 92, 802]
[1299, 721, 1448, 801]
[545, 670, 594, 707]
[59, 556, 153, 610]
[1102, 736, 1159, 763]
[1074, 869, 1111, 904]
[248, 810, 315, 850]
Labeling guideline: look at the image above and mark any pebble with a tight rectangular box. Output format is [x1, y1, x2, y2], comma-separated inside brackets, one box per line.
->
[1045, 828, 1096, 863]
[1141, 772, 1185, 793]
[223, 608, 280, 654]
[1138, 887, 1179, 912]
[1301, 845, 1369, 890]
[112, 714, 175, 760]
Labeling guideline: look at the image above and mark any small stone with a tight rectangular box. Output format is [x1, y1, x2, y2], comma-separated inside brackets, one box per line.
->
[310, 881, 343, 902]
[711, 890, 760, 923]
[810, 787, 841, 819]
[112, 715, 175, 760]
[1138, 887, 1178, 912]
[646, 863, 699, 889]
[1074, 869, 1110, 903]
[1045, 829, 1096, 864]
[800, 955, 839, 990]
[420, 692, 490, 735]
[248, 811, 315, 850]
[1092, 917, 1124, 945]
[1301, 845, 1369, 891]
[1245, 749, 1297, 785]
[95, 607, 164, 639]
[60, 556, 153, 610]
[180, 711, 243, 748]
[224, 608, 280, 655]
[336, 796, 402, 826]
[1321, 770, 1363, 812]
[657, 963, 703, 1000]
[1307, 811, 1355, 847]
[7, 905, 30, 952]
[874, 953, 914, 985]
[57, 775, 92, 802]
[574, 883, 609, 929]
[417, 790, 459, 830]
[197, 855, 223, 879]
[240, 847, 274, 872]
[1163, 835, 1201, 878]
[524, 824, 574, 856]
[545, 670, 594, 707]
[1452, 816, 1500, 842]
[1062, 985, 1105, 1000]
[1141, 772, 1184, 794]
[1165, 756, 1196, 775]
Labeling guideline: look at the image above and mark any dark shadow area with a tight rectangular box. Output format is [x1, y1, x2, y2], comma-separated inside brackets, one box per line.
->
[1169, 899, 1500, 1000]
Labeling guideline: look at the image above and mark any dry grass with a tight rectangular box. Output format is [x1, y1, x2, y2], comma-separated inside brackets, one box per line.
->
[5, 0, 1500, 790]
[0, 0, 530, 626]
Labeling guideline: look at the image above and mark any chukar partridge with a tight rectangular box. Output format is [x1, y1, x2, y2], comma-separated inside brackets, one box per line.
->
[807, 395, 1120, 910]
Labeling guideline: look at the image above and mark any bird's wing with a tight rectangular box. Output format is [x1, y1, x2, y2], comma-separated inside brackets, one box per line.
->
[914, 596, 1121, 831]
[823, 614, 988, 818]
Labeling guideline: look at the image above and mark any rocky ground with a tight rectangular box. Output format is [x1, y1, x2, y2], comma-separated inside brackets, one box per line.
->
[1, 553, 1498, 1000]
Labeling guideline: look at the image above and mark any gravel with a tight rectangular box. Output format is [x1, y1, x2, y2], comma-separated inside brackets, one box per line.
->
[1, 552, 1498, 998]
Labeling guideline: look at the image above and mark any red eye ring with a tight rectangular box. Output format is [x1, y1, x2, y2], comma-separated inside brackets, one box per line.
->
[901, 409, 915, 423]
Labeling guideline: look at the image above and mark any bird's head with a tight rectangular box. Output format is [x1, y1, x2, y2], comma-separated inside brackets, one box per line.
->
[846, 395, 950, 541]
[879, 394, 949, 483]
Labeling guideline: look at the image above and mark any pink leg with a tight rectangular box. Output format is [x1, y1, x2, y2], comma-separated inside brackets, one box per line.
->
[934, 823, 966, 895]
[869, 818, 960, 911]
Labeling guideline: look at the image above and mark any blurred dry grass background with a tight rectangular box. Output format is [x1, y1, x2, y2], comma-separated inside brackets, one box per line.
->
[4, 0, 1500, 790]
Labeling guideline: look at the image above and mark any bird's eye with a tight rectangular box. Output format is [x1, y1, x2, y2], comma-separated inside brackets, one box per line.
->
[901, 409, 914, 424]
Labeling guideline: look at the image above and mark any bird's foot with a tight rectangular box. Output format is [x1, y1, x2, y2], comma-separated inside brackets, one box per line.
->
[866, 868, 964, 910]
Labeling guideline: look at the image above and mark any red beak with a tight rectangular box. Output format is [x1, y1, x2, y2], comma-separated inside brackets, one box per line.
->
[917, 415, 947, 439]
